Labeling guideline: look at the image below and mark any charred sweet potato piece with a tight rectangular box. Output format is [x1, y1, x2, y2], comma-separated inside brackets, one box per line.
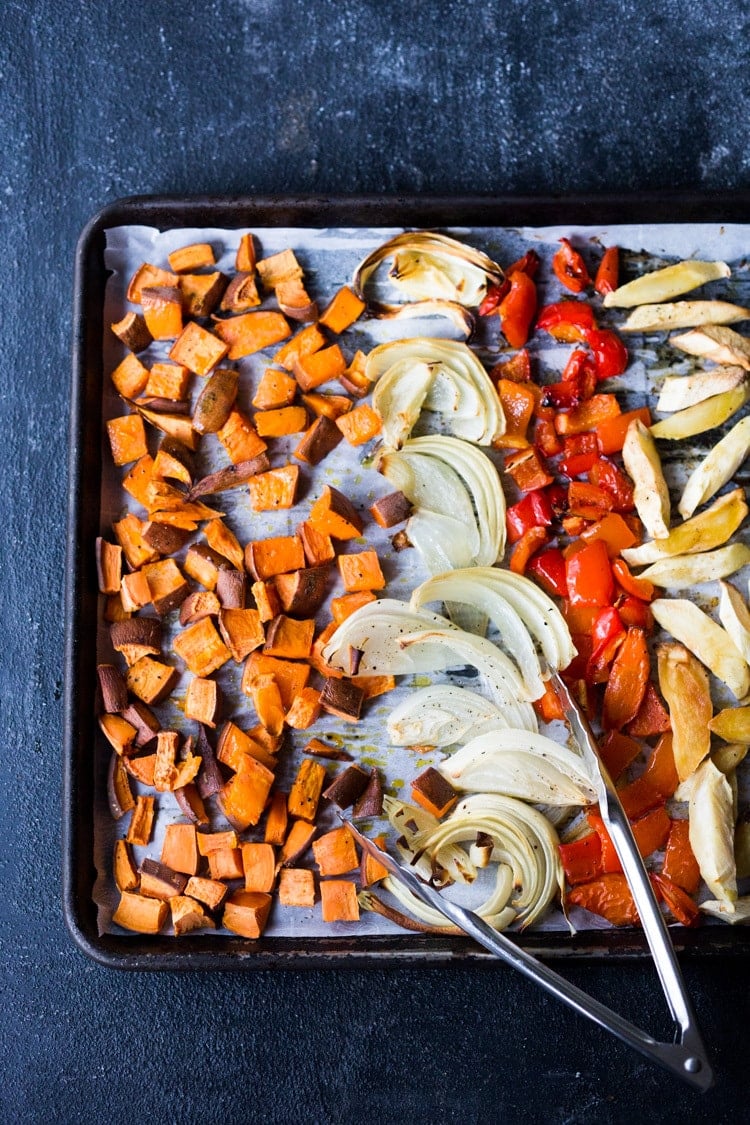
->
[107, 414, 148, 467]
[337, 550, 386, 592]
[352, 768, 384, 817]
[263, 615, 315, 660]
[293, 343, 347, 392]
[111, 311, 152, 353]
[274, 567, 329, 617]
[309, 486, 364, 540]
[180, 272, 228, 318]
[278, 868, 315, 907]
[318, 285, 366, 333]
[252, 368, 297, 410]
[217, 409, 268, 464]
[222, 890, 273, 938]
[336, 403, 382, 446]
[168, 242, 216, 272]
[173, 617, 231, 677]
[319, 678, 365, 722]
[322, 764, 370, 810]
[140, 857, 189, 901]
[370, 490, 413, 528]
[241, 843, 276, 893]
[141, 285, 183, 340]
[411, 767, 459, 818]
[173, 784, 210, 827]
[127, 262, 179, 304]
[303, 737, 353, 762]
[248, 464, 300, 511]
[288, 758, 328, 822]
[320, 880, 360, 922]
[97, 663, 128, 712]
[189, 455, 270, 500]
[213, 311, 291, 359]
[245, 534, 305, 580]
[169, 321, 229, 376]
[193, 368, 239, 434]
[294, 415, 343, 465]
[274, 322, 327, 371]
[113, 891, 168, 934]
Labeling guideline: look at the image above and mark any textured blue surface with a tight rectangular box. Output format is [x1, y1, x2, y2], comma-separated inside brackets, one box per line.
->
[3, 1, 750, 1121]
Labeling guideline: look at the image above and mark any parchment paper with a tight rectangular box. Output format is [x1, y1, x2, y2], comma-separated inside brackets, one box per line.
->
[94, 221, 750, 939]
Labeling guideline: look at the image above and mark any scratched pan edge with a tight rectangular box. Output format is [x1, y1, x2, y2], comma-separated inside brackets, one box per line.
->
[64, 192, 750, 970]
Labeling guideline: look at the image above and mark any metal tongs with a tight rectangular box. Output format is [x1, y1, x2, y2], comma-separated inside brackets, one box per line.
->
[343, 673, 713, 1090]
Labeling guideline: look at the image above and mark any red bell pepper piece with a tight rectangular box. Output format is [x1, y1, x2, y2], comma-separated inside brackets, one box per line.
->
[552, 238, 591, 293]
[509, 526, 549, 574]
[490, 347, 531, 383]
[565, 538, 615, 607]
[602, 626, 649, 730]
[587, 606, 625, 683]
[504, 447, 554, 492]
[554, 394, 621, 436]
[594, 246, 619, 295]
[618, 731, 678, 819]
[534, 678, 567, 722]
[583, 327, 628, 381]
[506, 490, 554, 543]
[651, 873, 700, 928]
[534, 417, 564, 457]
[597, 730, 642, 781]
[558, 832, 603, 886]
[506, 249, 541, 279]
[616, 595, 654, 632]
[580, 513, 639, 558]
[567, 481, 615, 519]
[595, 406, 651, 454]
[545, 350, 598, 409]
[562, 600, 600, 635]
[585, 811, 621, 873]
[495, 378, 538, 449]
[661, 818, 700, 894]
[611, 558, 654, 602]
[479, 252, 540, 316]
[536, 300, 596, 341]
[544, 483, 569, 517]
[587, 806, 671, 873]
[626, 681, 671, 738]
[526, 547, 568, 598]
[588, 458, 635, 512]
[559, 433, 598, 478]
[567, 873, 639, 926]
[499, 270, 537, 349]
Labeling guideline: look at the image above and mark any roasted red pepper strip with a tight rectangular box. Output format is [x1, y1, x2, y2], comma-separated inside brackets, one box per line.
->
[661, 818, 700, 894]
[499, 270, 537, 349]
[558, 832, 603, 886]
[491, 347, 531, 383]
[536, 300, 596, 341]
[504, 447, 555, 492]
[509, 526, 549, 574]
[617, 595, 654, 632]
[534, 417, 564, 457]
[602, 626, 649, 730]
[479, 251, 540, 316]
[595, 406, 651, 454]
[565, 539, 614, 607]
[584, 327, 628, 381]
[588, 458, 635, 512]
[618, 732, 678, 819]
[585, 811, 621, 872]
[612, 558, 655, 602]
[526, 547, 568, 598]
[587, 606, 625, 683]
[567, 874, 639, 927]
[580, 513, 638, 558]
[552, 238, 591, 293]
[586, 806, 670, 874]
[594, 245, 619, 295]
[495, 378, 538, 449]
[651, 873, 700, 928]
[555, 394, 621, 436]
[626, 681, 671, 738]
[506, 490, 554, 543]
[597, 730, 642, 781]
[567, 481, 615, 519]
[545, 350, 598, 409]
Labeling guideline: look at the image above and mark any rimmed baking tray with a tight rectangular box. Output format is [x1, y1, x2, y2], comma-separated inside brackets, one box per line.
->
[65, 193, 750, 968]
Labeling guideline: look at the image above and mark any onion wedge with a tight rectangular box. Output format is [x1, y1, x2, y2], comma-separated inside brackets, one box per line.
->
[620, 300, 750, 334]
[412, 568, 576, 673]
[678, 415, 750, 518]
[602, 259, 730, 308]
[438, 730, 597, 806]
[650, 598, 750, 699]
[321, 599, 460, 677]
[368, 337, 504, 446]
[621, 488, 747, 567]
[387, 685, 511, 746]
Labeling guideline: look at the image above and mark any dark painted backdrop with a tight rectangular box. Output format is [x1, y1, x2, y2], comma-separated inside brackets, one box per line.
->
[3, 1, 750, 1121]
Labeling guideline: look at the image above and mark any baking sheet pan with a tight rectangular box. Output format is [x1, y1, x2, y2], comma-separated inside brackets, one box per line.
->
[65, 194, 750, 968]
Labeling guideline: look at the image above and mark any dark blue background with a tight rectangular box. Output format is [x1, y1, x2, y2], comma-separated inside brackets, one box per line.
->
[3, 2, 750, 1121]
